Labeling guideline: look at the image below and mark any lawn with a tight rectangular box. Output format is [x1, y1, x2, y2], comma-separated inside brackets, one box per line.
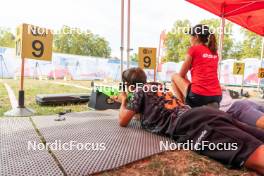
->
[102, 151, 257, 176]
[0, 79, 259, 175]
[2, 79, 92, 116]
[0, 81, 12, 116]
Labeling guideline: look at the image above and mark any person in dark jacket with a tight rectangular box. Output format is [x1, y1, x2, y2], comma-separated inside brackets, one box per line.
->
[117, 67, 264, 174]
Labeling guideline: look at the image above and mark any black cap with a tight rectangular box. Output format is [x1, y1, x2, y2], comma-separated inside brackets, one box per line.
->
[188, 24, 210, 37]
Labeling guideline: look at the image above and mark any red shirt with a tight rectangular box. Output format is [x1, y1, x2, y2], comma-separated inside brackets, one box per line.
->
[188, 44, 222, 96]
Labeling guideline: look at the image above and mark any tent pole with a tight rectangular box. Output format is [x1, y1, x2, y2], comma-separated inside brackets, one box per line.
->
[258, 37, 264, 91]
[218, 16, 225, 80]
[261, 38, 264, 70]
[127, 0, 131, 69]
[158, 32, 162, 65]
[120, 0, 125, 77]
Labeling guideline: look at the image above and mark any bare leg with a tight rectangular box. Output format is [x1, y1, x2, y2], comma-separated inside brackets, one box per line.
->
[256, 117, 264, 129]
[171, 73, 190, 103]
[245, 145, 264, 174]
[171, 79, 185, 102]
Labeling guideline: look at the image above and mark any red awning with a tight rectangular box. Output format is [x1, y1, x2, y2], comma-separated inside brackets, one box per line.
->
[186, 0, 264, 36]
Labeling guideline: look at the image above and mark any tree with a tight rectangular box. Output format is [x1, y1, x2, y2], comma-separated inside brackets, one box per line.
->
[0, 28, 15, 48]
[53, 26, 111, 57]
[199, 19, 234, 59]
[164, 19, 235, 62]
[163, 20, 191, 62]
[239, 29, 262, 59]
[229, 41, 243, 60]
[130, 53, 138, 62]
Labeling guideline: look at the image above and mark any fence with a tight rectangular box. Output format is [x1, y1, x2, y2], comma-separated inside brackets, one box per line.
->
[0, 47, 263, 86]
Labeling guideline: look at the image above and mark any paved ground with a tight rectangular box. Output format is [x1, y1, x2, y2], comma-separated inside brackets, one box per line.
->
[0, 110, 174, 176]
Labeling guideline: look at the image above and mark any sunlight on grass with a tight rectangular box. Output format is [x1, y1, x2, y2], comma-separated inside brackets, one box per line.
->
[2, 79, 92, 116]
[0, 82, 11, 117]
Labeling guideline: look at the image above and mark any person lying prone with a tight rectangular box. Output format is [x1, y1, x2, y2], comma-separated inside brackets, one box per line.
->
[117, 67, 264, 175]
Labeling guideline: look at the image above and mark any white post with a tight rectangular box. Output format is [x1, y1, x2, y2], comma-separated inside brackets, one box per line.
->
[218, 16, 225, 80]
[120, 0, 125, 77]
[158, 32, 162, 65]
[53, 62, 56, 80]
[261, 37, 264, 64]
[258, 37, 264, 91]
[127, 0, 131, 69]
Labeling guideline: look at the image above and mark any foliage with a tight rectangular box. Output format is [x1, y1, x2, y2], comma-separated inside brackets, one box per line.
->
[199, 19, 234, 59]
[53, 26, 111, 57]
[163, 20, 191, 62]
[130, 53, 139, 62]
[164, 18, 264, 62]
[164, 19, 237, 62]
[0, 28, 15, 48]
[239, 29, 262, 59]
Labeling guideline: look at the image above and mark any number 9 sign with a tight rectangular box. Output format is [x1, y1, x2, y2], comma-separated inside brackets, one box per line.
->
[16, 24, 53, 61]
[138, 47, 157, 69]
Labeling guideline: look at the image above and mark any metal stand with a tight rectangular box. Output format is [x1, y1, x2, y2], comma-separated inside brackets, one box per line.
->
[120, 0, 125, 79]
[4, 107, 35, 117]
[0, 55, 9, 79]
[33, 62, 42, 80]
[4, 58, 34, 117]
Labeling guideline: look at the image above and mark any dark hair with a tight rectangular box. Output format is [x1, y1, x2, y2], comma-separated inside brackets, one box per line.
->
[208, 33, 217, 54]
[122, 67, 147, 86]
[189, 24, 217, 54]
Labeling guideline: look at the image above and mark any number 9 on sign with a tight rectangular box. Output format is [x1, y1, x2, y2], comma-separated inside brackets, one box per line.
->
[138, 47, 156, 70]
[15, 24, 53, 61]
[144, 56, 151, 68]
[32, 40, 44, 58]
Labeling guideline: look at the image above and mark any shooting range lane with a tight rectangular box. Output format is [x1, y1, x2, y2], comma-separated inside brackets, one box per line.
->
[0, 118, 63, 176]
[32, 111, 174, 175]
[3, 83, 18, 109]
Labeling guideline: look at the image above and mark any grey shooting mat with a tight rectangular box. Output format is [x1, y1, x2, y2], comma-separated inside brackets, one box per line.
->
[0, 118, 63, 176]
[32, 110, 174, 175]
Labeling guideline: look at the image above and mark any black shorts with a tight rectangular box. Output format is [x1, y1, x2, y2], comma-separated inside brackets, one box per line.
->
[185, 85, 222, 108]
[174, 107, 264, 168]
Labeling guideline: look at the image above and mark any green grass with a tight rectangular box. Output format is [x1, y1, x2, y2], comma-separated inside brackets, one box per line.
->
[2, 79, 92, 116]
[0, 81, 11, 117]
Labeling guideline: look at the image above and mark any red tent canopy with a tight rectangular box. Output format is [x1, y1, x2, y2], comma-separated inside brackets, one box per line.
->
[186, 0, 264, 36]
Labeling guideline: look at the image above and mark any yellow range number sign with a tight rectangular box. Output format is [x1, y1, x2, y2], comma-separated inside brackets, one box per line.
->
[258, 68, 264, 78]
[138, 47, 157, 69]
[16, 24, 53, 61]
[233, 62, 245, 75]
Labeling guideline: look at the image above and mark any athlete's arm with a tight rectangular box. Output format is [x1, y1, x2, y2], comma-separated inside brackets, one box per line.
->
[179, 54, 192, 78]
[118, 92, 136, 127]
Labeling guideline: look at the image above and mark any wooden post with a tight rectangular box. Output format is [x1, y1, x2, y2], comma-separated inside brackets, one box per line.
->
[18, 57, 25, 108]
[241, 71, 245, 96]
[154, 67, 157, 82]
[20, 58, 25, 90]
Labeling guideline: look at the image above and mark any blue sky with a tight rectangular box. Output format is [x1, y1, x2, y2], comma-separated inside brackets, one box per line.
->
[0, 0, 241, 58]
